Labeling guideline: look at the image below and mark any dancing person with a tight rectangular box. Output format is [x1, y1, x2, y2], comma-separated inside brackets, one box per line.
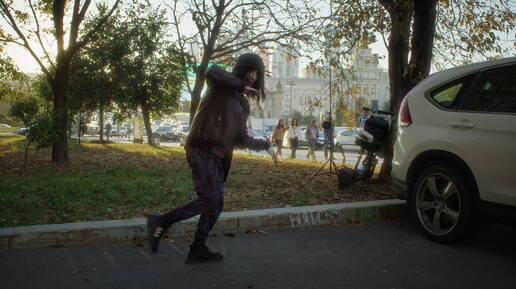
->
[147, 53, 277, 264]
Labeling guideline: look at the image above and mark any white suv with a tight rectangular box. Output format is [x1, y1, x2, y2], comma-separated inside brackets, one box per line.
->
[392, 57, 516, 243]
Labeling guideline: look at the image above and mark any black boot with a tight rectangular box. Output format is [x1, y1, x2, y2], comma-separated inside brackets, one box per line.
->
[185, 239, 223, 264]
[147, 214, 167, 253]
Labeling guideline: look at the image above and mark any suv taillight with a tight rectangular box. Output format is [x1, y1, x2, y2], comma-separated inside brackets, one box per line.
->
[399, 96, 412, 127]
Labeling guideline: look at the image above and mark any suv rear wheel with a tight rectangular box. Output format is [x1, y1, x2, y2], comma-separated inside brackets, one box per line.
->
[411, 165, 474, 243]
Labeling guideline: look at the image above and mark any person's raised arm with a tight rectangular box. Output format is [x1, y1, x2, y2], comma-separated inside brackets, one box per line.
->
[204, 65, 245, 90]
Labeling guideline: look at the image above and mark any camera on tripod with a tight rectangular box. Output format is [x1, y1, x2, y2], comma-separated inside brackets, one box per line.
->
[338, 107, 392, 189]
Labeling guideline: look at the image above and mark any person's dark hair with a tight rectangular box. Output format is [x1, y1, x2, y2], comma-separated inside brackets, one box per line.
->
[291, 118, 298, 126]
[276, 119, 284, 129]
[233, 53, 266, 102]
[322, 120, 331, 130]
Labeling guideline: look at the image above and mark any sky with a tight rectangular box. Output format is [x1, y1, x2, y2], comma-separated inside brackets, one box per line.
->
[3, 0, 514, 75]
[2, 0, 389, 74]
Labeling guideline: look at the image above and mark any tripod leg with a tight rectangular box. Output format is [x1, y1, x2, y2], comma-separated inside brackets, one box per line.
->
[308, 158, 331, 184]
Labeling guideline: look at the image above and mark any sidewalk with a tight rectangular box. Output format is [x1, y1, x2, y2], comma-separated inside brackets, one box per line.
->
[2, 215, 515, 289]
[0, 199, 405, 249]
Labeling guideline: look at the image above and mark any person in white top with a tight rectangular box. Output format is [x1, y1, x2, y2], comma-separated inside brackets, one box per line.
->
[286, 118, 301, 158]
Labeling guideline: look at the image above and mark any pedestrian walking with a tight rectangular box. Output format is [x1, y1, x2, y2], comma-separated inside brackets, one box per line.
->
[271, 119, 288, 157]
[305, 120, 319, 160]
[105, 123, 112, 141]
[147, 53, 277, 264]
[286, 118, 301, 158]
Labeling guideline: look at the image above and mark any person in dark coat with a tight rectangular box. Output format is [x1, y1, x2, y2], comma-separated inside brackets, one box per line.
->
[147, 53, 277, 264]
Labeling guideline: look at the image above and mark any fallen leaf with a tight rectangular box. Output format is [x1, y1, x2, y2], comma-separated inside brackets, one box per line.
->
[245, 228, 257, 234]
[258, 230, 268, 235]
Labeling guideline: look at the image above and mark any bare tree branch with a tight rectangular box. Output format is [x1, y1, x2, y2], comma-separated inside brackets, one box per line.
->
[0, 38, 24, 47]
[28, 0, 55, 69]
[78, 0, 93, 20]
[68, 0, 82, 49]
[168, 0, 193, 94]
[0, 0, 50, 75]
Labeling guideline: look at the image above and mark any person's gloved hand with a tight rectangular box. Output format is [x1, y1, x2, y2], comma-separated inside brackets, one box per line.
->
[244, 86, 260, 96]
[267, 146, 277, 167]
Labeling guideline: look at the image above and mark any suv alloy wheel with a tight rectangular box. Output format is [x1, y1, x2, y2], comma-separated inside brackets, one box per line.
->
[412, 165, 474, 243]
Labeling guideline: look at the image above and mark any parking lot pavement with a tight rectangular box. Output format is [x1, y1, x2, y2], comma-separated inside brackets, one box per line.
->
[1, 216, 515, 289]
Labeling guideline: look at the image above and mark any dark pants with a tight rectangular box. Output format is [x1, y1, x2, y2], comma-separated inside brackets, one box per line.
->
[324, 138, 334, 158]
[159, 148, 225, 241]
[275, 139, 283, 156]
[308, 139, 317, 160]
[289, 138, 298, 158]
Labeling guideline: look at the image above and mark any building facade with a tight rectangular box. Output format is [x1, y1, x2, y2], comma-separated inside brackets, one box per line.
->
[250, 48, 389, 123]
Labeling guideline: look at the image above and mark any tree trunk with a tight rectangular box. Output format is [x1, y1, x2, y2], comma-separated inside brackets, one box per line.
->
[189, 57, 211, 125]
[378, 0, 413, 181]
[140, 97, 155, 146]
[51, 60, 70, 163]
[189, 71, 206, 125]
[188, 2, 224, 125]
[99, 105, 104, 142]
[406, 0, 437, 91]
[77, 112, 81, 145]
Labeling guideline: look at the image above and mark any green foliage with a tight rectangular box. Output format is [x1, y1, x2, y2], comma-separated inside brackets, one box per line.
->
[27, 117, 57, 149]
[301, 114, 319, 126]
[291, 111, 304, 123]
[0, 55, 27, 102]
[8, 96, 40, 127]
[111, 2, 185, 117]
[69, 1, 185, 124]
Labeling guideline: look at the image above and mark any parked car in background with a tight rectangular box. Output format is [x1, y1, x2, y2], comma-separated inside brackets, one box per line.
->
[177, 125, 189, 138]
[249, 129, 268, 140]
[15, 127, 29, 135]
[250, 129, 270, 140]
[0, 124, 12, 129]
[334, 128, 358, 146]
[392, 57, 516, 244]
[153, 125, 182, 142]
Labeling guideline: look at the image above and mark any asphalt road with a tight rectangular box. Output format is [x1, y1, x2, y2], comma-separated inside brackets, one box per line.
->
[1, 213, 515, 289]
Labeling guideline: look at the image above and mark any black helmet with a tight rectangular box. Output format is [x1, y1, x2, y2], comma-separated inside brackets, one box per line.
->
[232, 53, 266, 100]
[234, 53, 265, 73]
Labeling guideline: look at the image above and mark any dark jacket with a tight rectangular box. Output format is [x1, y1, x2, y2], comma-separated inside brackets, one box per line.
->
[185, 66, 270, 179]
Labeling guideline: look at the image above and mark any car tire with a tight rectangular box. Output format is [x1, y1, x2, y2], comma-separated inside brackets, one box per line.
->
[411, 165, 474, 244]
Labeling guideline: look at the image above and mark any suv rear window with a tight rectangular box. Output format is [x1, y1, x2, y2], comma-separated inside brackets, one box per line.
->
[431, 83, 462, 108]
[428, 73, 476, 110]
[464, 65, 516, 113]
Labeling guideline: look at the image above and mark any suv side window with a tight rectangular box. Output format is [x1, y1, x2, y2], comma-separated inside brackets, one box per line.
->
[429, 76, 473, 109]
[464, 65, 516, 113]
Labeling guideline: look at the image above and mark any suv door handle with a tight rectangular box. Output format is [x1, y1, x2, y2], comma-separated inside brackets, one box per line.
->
[450, 121, 475, 129]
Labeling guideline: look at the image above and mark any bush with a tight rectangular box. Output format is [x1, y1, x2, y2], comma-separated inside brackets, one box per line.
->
[27, 117, 57, 149]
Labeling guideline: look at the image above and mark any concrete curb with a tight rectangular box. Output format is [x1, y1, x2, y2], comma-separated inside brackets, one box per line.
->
[0, 199, 407, 249]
